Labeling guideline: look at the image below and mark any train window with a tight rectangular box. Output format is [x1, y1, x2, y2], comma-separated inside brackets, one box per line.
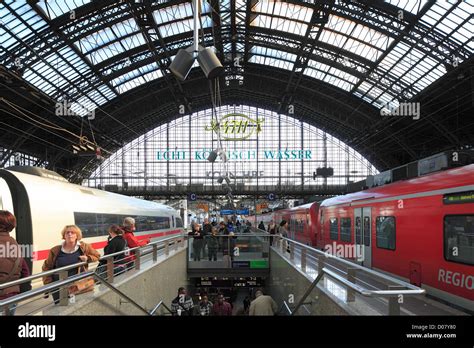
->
[444, 215, 474, 265]
[329, 218, 338, 240]
[75, 213, 170, 237]
[175, 217, 184, 228]
[340, 218, 351, 242]
[376, 216, 396, 250]
[355, 217, 361, 244]
[74, 212, 100, 238]
[135, 216, 170, 231]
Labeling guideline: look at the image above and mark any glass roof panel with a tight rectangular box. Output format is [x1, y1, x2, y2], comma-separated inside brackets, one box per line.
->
[116, 76, 146, 95]
[0, 2, 46, 50]
[325, 15, 356, 35]
[87, 33, 146, 65]
[78, 18, 139, 54]
[158, 16, 211, 38]
[70, 96, 96, 116]
[250, 46, 297, 62]
[251, 14, 308, 36]
[254, 0, 313, 23]
[249, 55, 294, 70]
[36, 0, 91, 20]
[142, 69, 163, 83]
[384, 0, 428, 14]
[153, 2, 192, 25]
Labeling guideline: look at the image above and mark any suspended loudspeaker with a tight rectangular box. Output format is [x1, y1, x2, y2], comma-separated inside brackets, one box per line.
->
[169, 48, 195, 81]
[197, 47, 224, 79]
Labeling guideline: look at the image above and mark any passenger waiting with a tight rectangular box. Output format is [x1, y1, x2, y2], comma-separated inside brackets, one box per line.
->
[171, 287, 194, 316]
[207, 228, 219, 261]
[96, 225, 127, 276]
[0, 210, 30, 315]
[192, 224, 203, 261]
[122, 217, 149, 269]
[42, 225, 100, 304]
[202, 218, 212, 259]
[258, 221, 266, 231]
[268, 221, 277, 246]
[122, 217, 150, 248]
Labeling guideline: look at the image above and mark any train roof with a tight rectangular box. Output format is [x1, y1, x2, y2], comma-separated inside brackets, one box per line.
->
[275, 201, 318, 213]
[321, 164, 474, 207]
[1, 168, 175, 212]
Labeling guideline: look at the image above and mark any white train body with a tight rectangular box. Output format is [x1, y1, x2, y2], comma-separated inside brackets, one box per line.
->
[0, 168, 184, 279]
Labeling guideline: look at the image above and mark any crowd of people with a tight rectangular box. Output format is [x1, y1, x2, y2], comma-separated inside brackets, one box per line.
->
[170, 286, 278, 316]
[0, 209, 151, 311]
[0, 208, 290, 315]
[188, 219, 239, 261]
[188, 217, 290, 261]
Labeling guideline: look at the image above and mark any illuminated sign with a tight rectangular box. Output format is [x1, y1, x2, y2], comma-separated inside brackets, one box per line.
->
[443, 191, 474, 205]
[156, 149, 312, 161]
[204, 113, 264, 141]
[220, 209, 249, 215]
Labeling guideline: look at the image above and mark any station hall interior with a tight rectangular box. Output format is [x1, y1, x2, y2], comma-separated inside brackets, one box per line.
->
[0, 0, 473, 324]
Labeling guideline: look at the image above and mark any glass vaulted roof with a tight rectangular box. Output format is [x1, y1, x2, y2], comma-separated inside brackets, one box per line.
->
[0, 0, 472, 115]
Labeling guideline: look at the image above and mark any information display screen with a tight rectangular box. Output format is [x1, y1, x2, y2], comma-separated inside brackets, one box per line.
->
[443, 191, 474, 205]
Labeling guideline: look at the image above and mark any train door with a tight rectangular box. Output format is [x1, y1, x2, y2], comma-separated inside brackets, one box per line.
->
[354, 207, 372, 268]
[290, 216, 296, 240]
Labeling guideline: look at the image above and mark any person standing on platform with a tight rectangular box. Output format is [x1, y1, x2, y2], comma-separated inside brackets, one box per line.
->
[207, 228, 219, 261]
[279, 220, 290, 253]
[42, 225, 100, 304]
[0, 210, 27, 315]
[202, 218, 212, 259]
[268, 221, 277, 246]
[96, 225, 127, 276]
[258, 221, 266, 231]
[122, 217, 149, 268]
[235, 220, 242, 233]
[122, 217, 150, 249]
[171, 287, 194, 316]
[212, 293, 232, 316]
[192, 224, 203, 261]
[249, 289, 278, 316]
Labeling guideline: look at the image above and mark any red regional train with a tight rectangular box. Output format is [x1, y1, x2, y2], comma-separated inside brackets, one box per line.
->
[252, 163, 474, 312]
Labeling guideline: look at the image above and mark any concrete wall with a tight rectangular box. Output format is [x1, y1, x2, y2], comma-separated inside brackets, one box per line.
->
[45, 248, 188, 316]
[267, 249, 354, 315]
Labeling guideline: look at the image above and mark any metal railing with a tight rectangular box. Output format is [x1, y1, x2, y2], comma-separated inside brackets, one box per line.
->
[0, 234, 185, 315]
[253, 227, 425, 315]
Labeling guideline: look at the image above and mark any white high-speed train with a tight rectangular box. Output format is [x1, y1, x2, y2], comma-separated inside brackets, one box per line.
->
[0, 166, 185, 275]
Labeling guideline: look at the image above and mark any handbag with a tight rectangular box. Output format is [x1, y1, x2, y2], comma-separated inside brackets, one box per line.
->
[68, 267, 95, 295]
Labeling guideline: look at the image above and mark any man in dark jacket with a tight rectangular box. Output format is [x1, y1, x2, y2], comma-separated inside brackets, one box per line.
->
[202, 218, 212, 259]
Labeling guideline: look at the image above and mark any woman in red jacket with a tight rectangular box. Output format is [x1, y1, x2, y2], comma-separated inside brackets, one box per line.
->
[121, 217, 150, 269]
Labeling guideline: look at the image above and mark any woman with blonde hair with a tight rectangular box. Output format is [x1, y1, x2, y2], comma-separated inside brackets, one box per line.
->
[42, 225, 100, 303]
